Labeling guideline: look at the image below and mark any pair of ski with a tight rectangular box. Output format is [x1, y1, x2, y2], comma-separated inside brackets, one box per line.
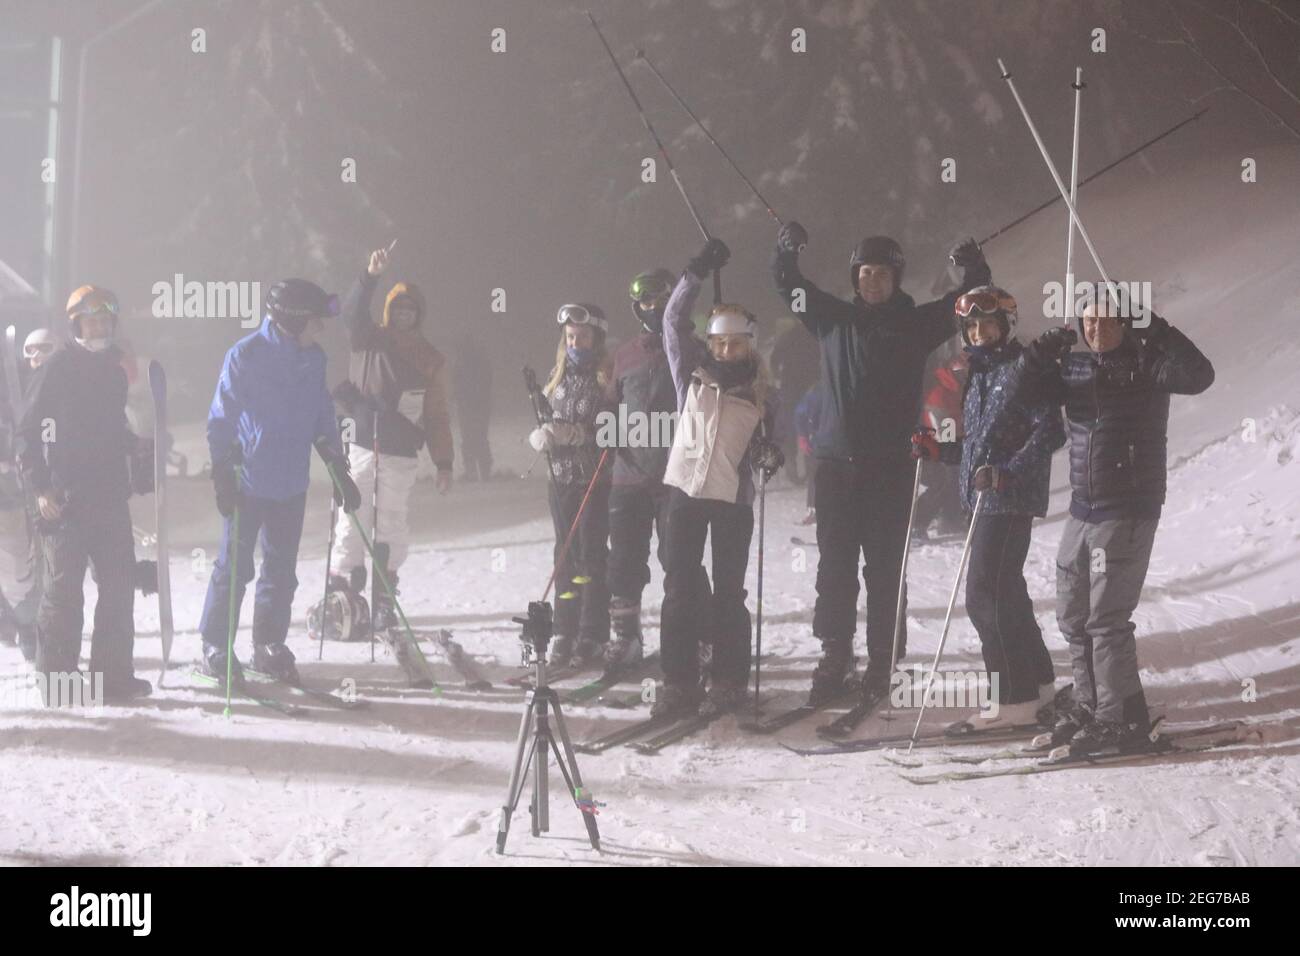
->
[896, 719, 1261, 783]
[192, 668, 368, 717]
[574, 705, 737, 756]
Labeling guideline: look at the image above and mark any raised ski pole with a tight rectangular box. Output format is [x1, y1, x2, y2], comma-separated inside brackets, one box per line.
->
[976, 108, 1206, 247]
[223, 463, 242, 718]
[587, 12, 723, 304]
[317, 444, 439, 692]
[907, 490, 985, 752]
[635, 49, 783, 227]
[997, 59, 1118, 308]
[884, 454, 925, 721]
[1065, 67, 1084, 324]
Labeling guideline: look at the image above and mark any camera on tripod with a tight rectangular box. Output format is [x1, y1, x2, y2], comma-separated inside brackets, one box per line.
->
[512, 600, 553, 667]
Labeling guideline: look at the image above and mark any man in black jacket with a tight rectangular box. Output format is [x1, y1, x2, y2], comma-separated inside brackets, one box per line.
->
[1024, 297, 1214, 754]
[772, 222, 990, 704]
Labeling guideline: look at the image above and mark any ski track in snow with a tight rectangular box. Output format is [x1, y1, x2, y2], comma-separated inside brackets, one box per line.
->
[4, 149, 1300, 867]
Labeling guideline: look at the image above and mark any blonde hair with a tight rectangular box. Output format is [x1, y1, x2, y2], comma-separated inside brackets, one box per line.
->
[543, 329, 612, 398]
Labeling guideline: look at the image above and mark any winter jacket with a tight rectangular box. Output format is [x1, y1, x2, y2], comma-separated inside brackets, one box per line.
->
[921, 353, 969, 433]
[546, 363, 613, 488]
[336, 272, 455, 467]
[939, 341, 1065, 517]
[610, 330, 678, 486]
[1031, 319, 1214, 522]
[661, 271, 771, 506]
[207, 317, 342, 501]
[772, 248, 988, 461]
[16, 342, 136, 508]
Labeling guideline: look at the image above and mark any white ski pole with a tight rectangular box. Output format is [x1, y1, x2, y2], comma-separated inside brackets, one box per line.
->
[1065, 67, 1084, 323]
[907, 489, 985, 752]
[884, 456, 924, 720]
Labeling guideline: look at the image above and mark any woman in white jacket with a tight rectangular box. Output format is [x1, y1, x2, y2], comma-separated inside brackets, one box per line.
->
[656, 239, 783, 720]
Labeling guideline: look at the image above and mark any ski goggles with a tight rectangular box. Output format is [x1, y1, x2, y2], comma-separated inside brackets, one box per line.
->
[556, 304, 607, 331]
[955, 288, 1017, 319]
[629, 273, 672, 302]
[68, 296, 119, 321]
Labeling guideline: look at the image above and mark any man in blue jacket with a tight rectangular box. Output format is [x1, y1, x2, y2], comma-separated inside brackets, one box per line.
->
[199, 279, 360, 687]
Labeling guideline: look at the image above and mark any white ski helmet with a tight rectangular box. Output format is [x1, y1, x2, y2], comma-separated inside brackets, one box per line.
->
[706, 303, 757, 337]
[23, 327, 57, 361]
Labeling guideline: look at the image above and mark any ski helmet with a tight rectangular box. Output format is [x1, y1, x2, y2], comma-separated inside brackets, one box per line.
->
[556, 303, 608, 335]
[65, 285, 119, 337]
[955, 285, 1018, 345]
[849, 236, 905, 289]
[23, 327, 57, 363]
[307, 587, 370, 642]
[706, 303, 757, 337]
[264, 278, 339, 335]
[628, 269, 673, 332]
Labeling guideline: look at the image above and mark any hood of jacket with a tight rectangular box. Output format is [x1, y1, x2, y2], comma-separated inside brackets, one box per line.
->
[384, 281, 426, 329]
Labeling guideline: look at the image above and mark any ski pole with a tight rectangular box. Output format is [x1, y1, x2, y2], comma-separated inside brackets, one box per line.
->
[634, 49, 783, 227]
[884, 455, 925, 720]
[542, 447, 610, 604]
[907, 489, 985, 752]
[369, 411, 379, 664]
[587, 11, 723, 304]
[317, 441, 343, 660]
[1065, 67, 1084, 324]
[754, 453, 768, 710]
[976, 108, 1205, 247]
[318, 448, 440, 692]
[997, 59, 1117, 307]
[224, 464, 242, 718]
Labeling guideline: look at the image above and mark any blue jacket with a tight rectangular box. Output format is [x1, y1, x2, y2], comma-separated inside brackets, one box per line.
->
[207, 318, 342, 501]
[941, 341, 1065, 517]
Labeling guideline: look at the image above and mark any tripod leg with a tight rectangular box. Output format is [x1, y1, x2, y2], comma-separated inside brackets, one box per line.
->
[535, 720, 550, 835]
[496, 695, 537, 854]
[547, 726, 601, 851]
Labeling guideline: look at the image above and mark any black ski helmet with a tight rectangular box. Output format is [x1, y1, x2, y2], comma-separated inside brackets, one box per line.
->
[628, 269, 673, 333]
[264, 278, 338, 335]
[850, 236, 905, 290]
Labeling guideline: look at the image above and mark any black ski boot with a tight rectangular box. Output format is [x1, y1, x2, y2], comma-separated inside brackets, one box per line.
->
[650, 682, 701, 721]
[699, 679, 750, 718]
[201, 643, 245, 690]
[252, 642, 300, 685]
[808, 638, 856, 706]
[604, 598, 644, 675]
[575, 637, 606, 668]
[1051, 700, 1093, 746]
[1068, 717, 1152, 756]
[103, 675, 154, 703]
[549, 636, 576, 669]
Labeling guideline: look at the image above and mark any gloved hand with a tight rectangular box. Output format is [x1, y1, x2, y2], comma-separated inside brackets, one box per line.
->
[1027, 327, 1078, 365]
[973, 465, 1013, 493]
[1129, 310, 1170, 344]
[753, 438, 785, 478]
[212, 462, 241, 518]
[777, 220, 809, 254]
[528, 422, 585, 452]
[910, 428, 941, 461]
[687, 238, 731, 278]
[948, 237, 989, 285]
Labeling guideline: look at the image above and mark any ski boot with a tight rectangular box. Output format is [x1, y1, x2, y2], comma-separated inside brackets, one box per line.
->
[1067, 717, 1152, 756]
[1051, 700, 1094, 746]
[650, 682, 701, 721]
[808, 638, 857, 706]
[201, 642, 245, 690]
[548, 635, 576, 669]
[252, 642, 300, 685]
[604, 598, 644, 676]
[957, 697, 1041, 732]
[575, 637, 607, 668]
[699, 679, 750, 718]
[102, 674, 154, 703]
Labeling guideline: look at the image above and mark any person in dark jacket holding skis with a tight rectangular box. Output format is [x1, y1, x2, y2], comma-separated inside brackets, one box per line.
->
[16, 285, 153, 704]
[655, 238, 782, 719]
[912, 286, 1064, 728]
[603, 268, 679, 674]
[528, 304, 615, 668]
[772, 221, 991, 707]
[1024, 295, 1214, 754]
[199, 279, 360, 688]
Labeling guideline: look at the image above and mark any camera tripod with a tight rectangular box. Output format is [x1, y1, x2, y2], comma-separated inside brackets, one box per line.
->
[496, 601, 601, 854]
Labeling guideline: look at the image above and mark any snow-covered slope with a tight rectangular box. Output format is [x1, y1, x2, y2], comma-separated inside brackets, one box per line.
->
[2, 144, 1297, 867]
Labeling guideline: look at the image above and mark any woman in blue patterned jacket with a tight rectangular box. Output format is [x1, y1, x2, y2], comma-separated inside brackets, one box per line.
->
[912, 286, 1065, 729]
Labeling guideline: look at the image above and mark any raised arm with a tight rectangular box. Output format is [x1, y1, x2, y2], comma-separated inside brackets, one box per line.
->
[771, 221, 854, 337]
[1137, 315, 1215, 395]
[913, 238, 992, 352]
[662, 270, 709, 414]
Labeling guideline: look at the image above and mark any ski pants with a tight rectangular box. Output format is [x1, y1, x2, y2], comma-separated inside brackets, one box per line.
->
[660, 488, 753, 689]
[330, 445, 419, 574]
[964, 513, 1055, 704]
[548, 477, 610, 644]
[1055, 514, 1158, 723]
[35, 497, 136, 688]
[199, 493, 306, 650]
[812, 456, 913, 668]
[606, 481, 671, 605]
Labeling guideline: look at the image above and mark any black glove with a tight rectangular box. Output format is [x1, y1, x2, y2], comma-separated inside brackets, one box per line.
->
[1027, 327, 1078, 365]
[777, 220, 809, 254]
[1130, 310, 1170, 344]
[753, 438, 785, 478]
[948, 237, 990, 284]
[687, 238, 731, 278]
[212, 462, 241, 518]
[134, 559, 158, 596]
[316, 441, 362, 513]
